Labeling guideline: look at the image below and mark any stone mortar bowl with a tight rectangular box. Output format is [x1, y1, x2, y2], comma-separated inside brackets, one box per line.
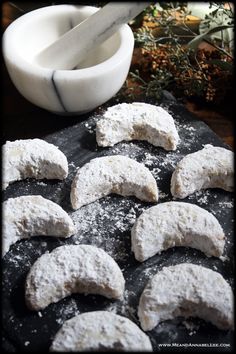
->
[2, 5, 134, 115]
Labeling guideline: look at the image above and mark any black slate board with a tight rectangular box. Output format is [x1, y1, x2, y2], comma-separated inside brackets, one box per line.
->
[2, 101, 234, 352]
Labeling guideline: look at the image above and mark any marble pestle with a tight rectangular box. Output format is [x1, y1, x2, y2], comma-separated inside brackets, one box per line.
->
[35, 2, 152, 70]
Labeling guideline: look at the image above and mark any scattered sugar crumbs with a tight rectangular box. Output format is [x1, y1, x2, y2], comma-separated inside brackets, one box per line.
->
[182, 320, 200, 336]
[188, 189, 233, 210]
[104, 289, 137, 323]
[55, 299, 80, 325]
[2, 103, 234, 349]
[35, 181, 47, 187]
[84, 115, 99, 134]
[70, 197, 147, 262]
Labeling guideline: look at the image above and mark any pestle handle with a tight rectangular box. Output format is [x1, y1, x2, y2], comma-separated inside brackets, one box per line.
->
[35, 2, 152, 70]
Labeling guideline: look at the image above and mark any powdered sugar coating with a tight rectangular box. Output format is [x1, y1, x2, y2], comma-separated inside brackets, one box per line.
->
[50, 311, 152, 352]
[2, 139, 68, 190]
[138, 263, 234, 331]
[25, 245, 125, 311]
[171, 144, 234, 199]
[96, 102, 179, 150]
[131, 201, 225, 261]
[2, 195, 75, 257]
[70, 155, 158, 210]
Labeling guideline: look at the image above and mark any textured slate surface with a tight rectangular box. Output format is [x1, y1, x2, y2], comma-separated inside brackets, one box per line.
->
[2, 100, 234, 352]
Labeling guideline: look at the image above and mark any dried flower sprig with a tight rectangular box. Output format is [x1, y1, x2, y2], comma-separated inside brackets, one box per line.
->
[121, 2, 233, 104]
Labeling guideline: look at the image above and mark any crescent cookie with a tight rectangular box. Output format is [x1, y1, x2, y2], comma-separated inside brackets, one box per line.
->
[2, 195, 75, 257]
[131, 201, 225, 261]
[50, 311, 153, 352]
[138, 263, 234, 331]
[25, 245, 125, 311]
[2, 138, 68, 190]
[96, 102, 179, 150]
[171, 144, 234, 199]
[70, 155, 158, 210]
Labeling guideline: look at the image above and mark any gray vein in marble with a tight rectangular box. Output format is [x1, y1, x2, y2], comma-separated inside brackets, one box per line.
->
[69, 18, 74, 30]
[51, 71, 67, 112]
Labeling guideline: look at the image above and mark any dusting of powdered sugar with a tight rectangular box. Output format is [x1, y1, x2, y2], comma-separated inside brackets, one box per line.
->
[70, 197, 148, 262]
[188, 190, 215, 204]
[2, 240, 48, 270]
[105, 290, 137, 319]
[83, 114, 100, 133]
[36, 181, 47, 187]
[2, 103, 234, 350]
[218, 200, 234, 208]
[110, 141, 184, 186]
[187, 189, 234, 215]
[55, 299, 80, 325]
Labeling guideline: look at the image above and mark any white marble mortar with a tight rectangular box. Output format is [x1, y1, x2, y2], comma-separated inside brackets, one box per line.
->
[2, 5, 134, 115]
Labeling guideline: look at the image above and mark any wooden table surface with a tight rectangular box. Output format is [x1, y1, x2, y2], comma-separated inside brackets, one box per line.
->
[1, 2, 234, 148]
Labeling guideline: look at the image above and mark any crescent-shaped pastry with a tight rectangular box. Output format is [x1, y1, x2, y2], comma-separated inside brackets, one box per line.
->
[2, 138, 68, 190]
[138, 263, 234, 331]
[131, 201, 225, 261]
[50, 311, 153, 352]
[2, 195, 75, 257]
[25, 245, 125, 311]
[96, 102, 179, 150]
[70, 155, 158, 210]
[171, 144, 234, 199]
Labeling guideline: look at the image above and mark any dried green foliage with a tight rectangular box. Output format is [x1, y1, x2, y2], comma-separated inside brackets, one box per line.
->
[124, 2, 234, 103]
